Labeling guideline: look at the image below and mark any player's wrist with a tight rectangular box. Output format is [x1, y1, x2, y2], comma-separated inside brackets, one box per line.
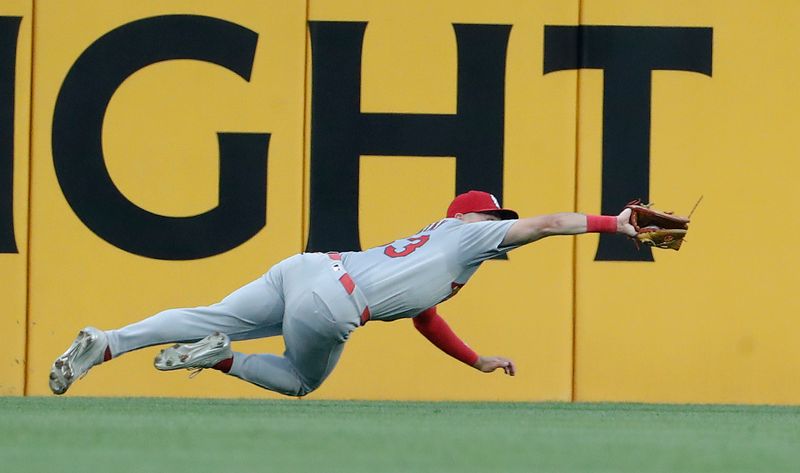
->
[586, 215, 618, 233]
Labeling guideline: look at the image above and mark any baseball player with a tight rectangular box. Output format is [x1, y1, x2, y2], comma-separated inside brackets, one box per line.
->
[49, 190, 636, 396]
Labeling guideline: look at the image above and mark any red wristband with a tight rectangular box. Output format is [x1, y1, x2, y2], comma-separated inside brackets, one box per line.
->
[586, 215, 618, 233]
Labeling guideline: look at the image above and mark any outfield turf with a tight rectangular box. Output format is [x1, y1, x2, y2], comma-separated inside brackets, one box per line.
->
[1, 398, 798, 473]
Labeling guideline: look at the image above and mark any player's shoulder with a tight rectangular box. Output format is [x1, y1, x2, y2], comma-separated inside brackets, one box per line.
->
[419, 218, 463, 233]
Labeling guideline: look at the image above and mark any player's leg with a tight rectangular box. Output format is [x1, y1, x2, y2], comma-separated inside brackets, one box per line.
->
[105, 269, 286, 357]
[226, 254, 362, 396]
[49, 257, 292, 395]
[227, 293, 359, 396]
[127, 253, 359, 397]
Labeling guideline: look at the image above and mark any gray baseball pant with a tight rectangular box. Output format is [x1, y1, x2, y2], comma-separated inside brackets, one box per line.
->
[104, 253, 369, 396]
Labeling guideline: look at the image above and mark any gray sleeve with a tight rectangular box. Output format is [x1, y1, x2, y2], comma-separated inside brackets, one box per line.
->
[457, 220, 520, 266]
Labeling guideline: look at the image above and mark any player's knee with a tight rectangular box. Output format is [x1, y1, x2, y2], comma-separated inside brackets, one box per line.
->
[293, 385, 315, 397]
[293, 379, 322, 397]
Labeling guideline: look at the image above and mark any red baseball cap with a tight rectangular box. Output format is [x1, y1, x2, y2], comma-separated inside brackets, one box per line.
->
[446, 190, 519, 220]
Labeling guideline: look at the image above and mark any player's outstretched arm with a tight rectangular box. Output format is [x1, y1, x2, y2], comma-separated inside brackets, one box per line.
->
[501, 208, 636, 247]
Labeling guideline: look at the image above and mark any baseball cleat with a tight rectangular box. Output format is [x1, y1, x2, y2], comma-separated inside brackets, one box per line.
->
[154, 332, 232, 375]
[49, 327, 108, 395]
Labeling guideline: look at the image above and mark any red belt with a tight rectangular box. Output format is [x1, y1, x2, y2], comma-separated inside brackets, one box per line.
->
[327, 252, 370, 325]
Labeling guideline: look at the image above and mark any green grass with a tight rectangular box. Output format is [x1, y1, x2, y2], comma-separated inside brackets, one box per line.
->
[1, 398, 798, 473]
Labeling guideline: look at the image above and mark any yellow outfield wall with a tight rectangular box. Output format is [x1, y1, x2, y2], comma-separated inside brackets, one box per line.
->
[573, 0, 800, 404]
[0, 0, 31, 396]
[4, 0, 800, 403]
[26, 0, 306, 397]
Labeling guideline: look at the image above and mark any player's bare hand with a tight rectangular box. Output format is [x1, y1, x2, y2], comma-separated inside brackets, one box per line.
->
[617, 208, 637, 237]
[473, 356, 516, 376]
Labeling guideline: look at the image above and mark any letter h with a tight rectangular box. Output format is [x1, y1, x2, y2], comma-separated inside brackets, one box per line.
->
[307, 21, 511, 251]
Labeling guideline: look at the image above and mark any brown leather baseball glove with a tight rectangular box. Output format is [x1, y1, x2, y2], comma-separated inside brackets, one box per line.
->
[626, 200, 690, 250]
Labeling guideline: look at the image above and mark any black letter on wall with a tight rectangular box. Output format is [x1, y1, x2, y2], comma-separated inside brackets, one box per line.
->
[53, 15, 269, 260]
[307, 21, 510, 252]
[544, 26, 712, 261]
[0, 17, 21, 254]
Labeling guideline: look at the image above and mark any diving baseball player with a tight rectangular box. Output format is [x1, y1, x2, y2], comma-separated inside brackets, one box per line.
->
[49, 190, 636, 396]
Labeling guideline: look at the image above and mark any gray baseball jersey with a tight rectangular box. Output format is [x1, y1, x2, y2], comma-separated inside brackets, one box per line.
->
[341, 218, 520, 321]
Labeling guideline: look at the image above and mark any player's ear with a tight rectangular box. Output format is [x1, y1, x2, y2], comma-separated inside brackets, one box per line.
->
[454, 213, 465, 220]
